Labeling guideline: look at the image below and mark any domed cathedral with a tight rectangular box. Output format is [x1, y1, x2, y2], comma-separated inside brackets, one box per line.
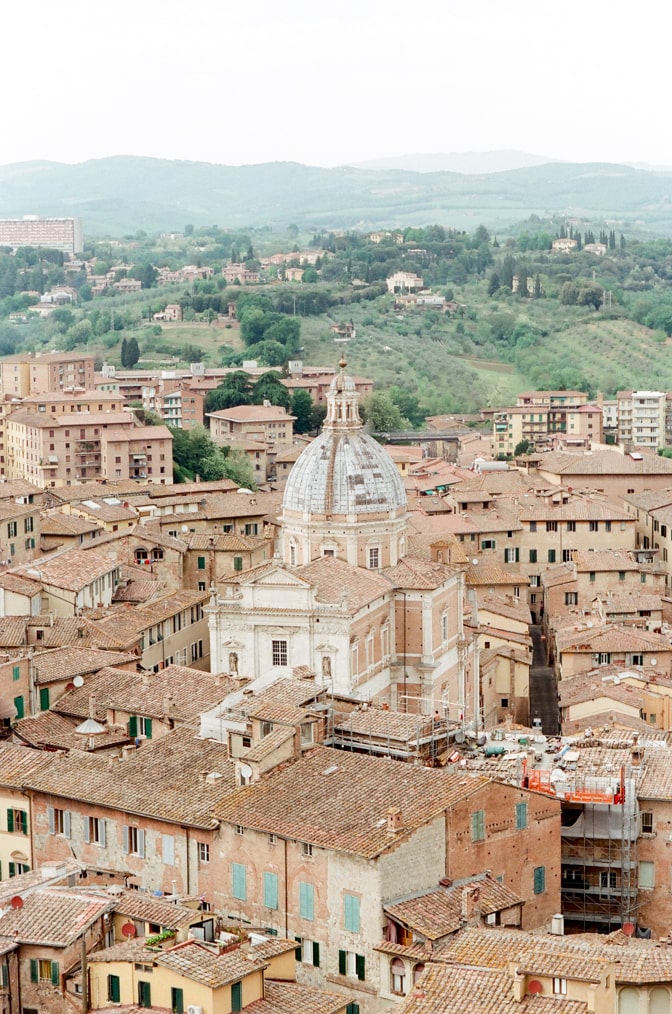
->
[281, 361, 408, 570]
[207, 361, 466, 713]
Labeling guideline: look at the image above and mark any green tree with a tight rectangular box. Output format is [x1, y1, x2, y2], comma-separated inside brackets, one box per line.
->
[125, 336, 140, 368]
[205, 371, 253, 413]
[487, 271, 500, 296]
[120, 337, 128, 367]
[291, 389, 314, 434]
[389, 387, 426, 428]
[514, 439, 534, 456]
[253, 371, 291, 409]
[361, 393, 404, 434]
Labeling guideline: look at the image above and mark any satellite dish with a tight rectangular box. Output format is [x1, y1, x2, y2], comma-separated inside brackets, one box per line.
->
[471, 559, 479, 566]
[65, 682, 75, 691]
[181, 525, 189, 532]
[623, 922, 635, 937]
[121, 922, 137, 938]
[528, 981, 543, 995]
[650, 659, 657, 665]
[10, 896, 23, 909]
[73, 675, 85, 688]
[240, 763, 252, 779]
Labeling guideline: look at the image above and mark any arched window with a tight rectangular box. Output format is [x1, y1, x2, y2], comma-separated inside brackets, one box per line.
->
[619, 988, 639, 1014]
[413, 963, 425, 985]
[651, 988, 670, 1014]
[134, 547, 149, 564]
[151, 548, 164, 561]
[390, 958, 406, 995]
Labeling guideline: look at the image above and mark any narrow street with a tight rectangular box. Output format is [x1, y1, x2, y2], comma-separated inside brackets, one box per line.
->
[529, 624, 560, 736]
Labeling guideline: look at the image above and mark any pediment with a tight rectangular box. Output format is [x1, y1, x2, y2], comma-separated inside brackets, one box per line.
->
[251, 566, 311, 589]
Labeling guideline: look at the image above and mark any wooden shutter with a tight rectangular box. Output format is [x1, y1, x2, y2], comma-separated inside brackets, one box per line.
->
[83, 817, 90, 844]
[51, 961, 60, 986]
[144, 718, 152, 740]
[20, 810, 27, 835]
[356, 953, 366, 981]
[128, 715, 137, 737]
[122, 825, 129, 854]
[137, 828, 145, 858]
[48, 807, 55, 835]
[6, 809, 13, 833]
[338, 949, 346, 975]
[64, 811, 71, 839]
[30, 959, 38, 982]
[313, 941, 320, 967]
[99, 819, 106, 848]
[294, 936, 302, 961]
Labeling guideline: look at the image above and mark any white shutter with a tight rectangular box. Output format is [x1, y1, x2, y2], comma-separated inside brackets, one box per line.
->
[163, 835, 174, 865]
[48, 807, 55, 835]
[83, 817, 90, 844]
[99, 820, 106, 848]
[64, 811, 71, 839]
[137, 828, 145, 858]
[122, 825, 129, 854]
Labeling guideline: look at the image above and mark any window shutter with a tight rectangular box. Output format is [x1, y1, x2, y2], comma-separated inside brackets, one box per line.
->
[13, 696, 24, 720]
[8, 863, 15, 878]
[294, 936, 302, 960]
[172, 987, 184, 1014]
[356, 953, 366, 981]
[264, 871, 278, 910]
[137, 828, 145, 858]
[128, 715, 137, 737]
[338, 949, 346, 975]
[51, 961, 60, 986]
[300, 881, 314, 920]
[313, 941, 320, 967]
[145, 718, 152, 740]
[83, 817, 90, 844]
[123, 825, 129, 854]
[6, 809, 13, 833]
[39, 687, 50, 711]
[99, 820, 106, 848]
[21, 811, 27, 835]
[515, 548, 520, 562]
[48, 806, 55, 835]
[163, 834, 174, 865]
[64, 811, 71, 839]
[30, 959, 38, 982]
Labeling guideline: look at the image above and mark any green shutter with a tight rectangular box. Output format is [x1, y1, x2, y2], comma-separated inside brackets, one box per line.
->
[231, 980, 242, 1013]
[108, 974, 121, 1003]
[39, 686, 50, 711]
[294, 936, 302, 960]
[8, 863, 15, 878]
[471, 809, 485, 841]
[356, 953, 366, 981]
[0, 963, 8, 988]
[534, 865, 546, 894]
[51, 961, 60, 986]
[313, 940, 320, 967]
[128, 715, 138, 737]
[516, 802, 527, 830]
[13, 696, 24, 720]
[263, 871, 278, 910]
[529, 549, 537, 563]
[12, 665, 19, 681]
[20, 810, 27, 835]
[338, 950, 346, 975]
[144, 717, 152, 739]
[197, 556, 206, 570]
[171, 986, 184, 1013]
[30, 959, 38, 982]
[6, 809, 13, 833]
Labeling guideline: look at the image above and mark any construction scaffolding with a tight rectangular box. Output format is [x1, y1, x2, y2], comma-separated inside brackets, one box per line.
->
[525, 759, 640, 931]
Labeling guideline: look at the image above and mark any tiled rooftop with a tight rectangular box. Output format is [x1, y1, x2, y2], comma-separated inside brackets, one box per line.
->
[384, 873, 523, 940]
[30, 646, 138, 685]
[155, 939, 267, 987]
[245, 980, 350, 1014]
[215, 746, 487, 858]
[0, 889, 112, 946]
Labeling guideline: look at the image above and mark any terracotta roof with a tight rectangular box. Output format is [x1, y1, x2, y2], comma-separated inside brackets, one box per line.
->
[209, 404, 294, 422]
[155, 939, 267, 987]
[15, 548, 118, 592]
[25, 615, 136, 650]
[24, 727, 237, 829]
[93, 589, 208, 639]
[396, 962, 587, 1014]
[383, 556, 460, 590]
[385, 874, 523, 940]
[0, 573, 42, 596]
[215, 746, 487, 858]
[518, 501, 632, 522]
[296, 556, 392, 612]
[557, 624, 671, 655]
[30, 646, 138, 685]
[245, 980, 350, 1014]
[0, 889, 112, 946]
[111, 890, 202, 930]
[53, 665, 239, 723]
[72, 500, 139, 523]
[479, 594, 531, 624]
[0, 742, 52, 786]
[333, 707, 435, 743]
[41, 513, 103, 536]
[12, 710, 130, 752]
[186, 532, 268, 552]
[537, 449, 672, 476]
[465, 559, 528, 587]
[572, 550, 640, 572]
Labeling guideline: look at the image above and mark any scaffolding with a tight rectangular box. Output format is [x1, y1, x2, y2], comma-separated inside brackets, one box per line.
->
[524, 759, 640, 931]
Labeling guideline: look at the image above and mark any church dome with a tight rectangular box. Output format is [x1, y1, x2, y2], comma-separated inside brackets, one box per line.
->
[282, 362, 406, 518]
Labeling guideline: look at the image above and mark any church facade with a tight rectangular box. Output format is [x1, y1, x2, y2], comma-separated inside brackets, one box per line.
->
[207, 363, 465, 713]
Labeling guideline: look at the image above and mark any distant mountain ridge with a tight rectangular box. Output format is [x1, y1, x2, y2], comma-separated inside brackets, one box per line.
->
[1, 155, 672, 236]
[350, 150, 555, 173]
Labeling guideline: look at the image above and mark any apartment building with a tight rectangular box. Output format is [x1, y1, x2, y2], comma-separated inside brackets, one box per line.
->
[208, 403, 295, 446]
[617, 390, 667, 449]
[0, 352, 96, 398]
[0, 216, 83, 254]
[141, 378, 205, 429]
[490, 390, 600, 456]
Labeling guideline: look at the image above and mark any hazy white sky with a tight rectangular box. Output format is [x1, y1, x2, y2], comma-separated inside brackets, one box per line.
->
[3, 0, 667, 168]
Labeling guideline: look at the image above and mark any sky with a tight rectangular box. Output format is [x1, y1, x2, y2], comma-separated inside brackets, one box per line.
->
[2, 0, 668, 169]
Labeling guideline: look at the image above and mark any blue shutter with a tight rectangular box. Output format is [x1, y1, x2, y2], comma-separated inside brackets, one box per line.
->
[344, 894, 360, 933]
[232, 862, 247, 900]
[299, 881, 314, 920]
[534, 866, 546, 894]
[263, 871, 278, 910]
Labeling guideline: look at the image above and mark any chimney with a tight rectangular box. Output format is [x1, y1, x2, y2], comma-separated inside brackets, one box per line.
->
[386, 807, 403, 833]
[461, 885, 480, 923]
[88, 694, 97, 719]
[631, 732, 643, 767]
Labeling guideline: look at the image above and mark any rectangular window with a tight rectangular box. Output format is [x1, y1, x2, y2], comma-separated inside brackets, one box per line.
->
[339, 950, 366, 981]
[619, 571, 625, 581]
[639, 861, 655, 889]
[299, 881, 315, 920]
[84, 816, 106, 847]
[553, 978, 567, 995]
[368, 547, 380, 569]
[589, 571, 596, 582]
[171, 987, 184, 1014]
[589, 520, 599, 532]
[108, 974, 121, 1003]
[13, 695, 24, 720]
[298, 937, 320, 966]
[39, 686, 50, 711]
[197, 556, 206, 570]
[529, 521, 537, 533]
[138, 980, 151, 1008]
[198, 842, 210, 863]
[301, 842, 313, 858]
[6, 808, 27, 834]
[504, 547, 519, 563]
[12, 665, 20, 681]
[529, 575, 539, 587]
[122, 825, 145, 857]
[7, 522, 16, 538]
[641, 811, 654, 835]
[24, 516, 33, 533]
[562, 549, 573, 562]
[272, 639, 288, 666]
[547, 549, 556, 563]
[533, 866, 546, 894]
[244, 523, 258, 536]
[344, 893, 361, 933]
[480, 539, 495, 550]
[546, 521, 558, 532]
[231, 980, 243, 1013]
[471, 809, 485, 842]
[232, 862, 247, 900]
[566, 521, 576, 533]
[162, 834, 175, 865]
[233, 556, 243, 571]
[605, 520, 612, 533]
[48, 807, 71, 838]
[564, 592, 578, 605]
[515, 802, 528, 830]
[529, 549, 537, 563]
[263, 871, 279, 910]
[31, 959, 59, 984]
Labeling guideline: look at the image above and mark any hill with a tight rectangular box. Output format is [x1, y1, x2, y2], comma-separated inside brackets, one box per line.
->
[2, 157, 672, 236]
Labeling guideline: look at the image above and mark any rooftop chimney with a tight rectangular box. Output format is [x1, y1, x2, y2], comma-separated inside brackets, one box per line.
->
[386, 807, 403, 833]
[461, 885, 480, 923]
